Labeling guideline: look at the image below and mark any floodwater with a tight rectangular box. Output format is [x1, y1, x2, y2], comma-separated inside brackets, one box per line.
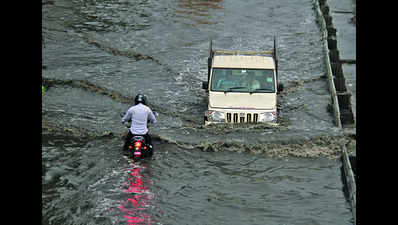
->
[42, 0, 355, 224]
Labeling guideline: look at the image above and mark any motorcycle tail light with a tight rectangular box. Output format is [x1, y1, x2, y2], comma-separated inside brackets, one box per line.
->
[134, 141, 142, 149]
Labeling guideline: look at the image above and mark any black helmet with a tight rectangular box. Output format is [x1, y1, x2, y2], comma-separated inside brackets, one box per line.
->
[134, 94, 146, 105]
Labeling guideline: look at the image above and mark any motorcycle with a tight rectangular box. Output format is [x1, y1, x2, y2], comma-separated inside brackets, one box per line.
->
[128, 135, 153, 159]
[120, 112, 158, 160]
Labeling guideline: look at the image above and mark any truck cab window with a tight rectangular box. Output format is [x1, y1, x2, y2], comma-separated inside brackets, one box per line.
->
[211, 68, 275, 93]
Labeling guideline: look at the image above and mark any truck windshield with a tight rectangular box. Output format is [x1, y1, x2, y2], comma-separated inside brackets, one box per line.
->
[210, 68, 275, 93]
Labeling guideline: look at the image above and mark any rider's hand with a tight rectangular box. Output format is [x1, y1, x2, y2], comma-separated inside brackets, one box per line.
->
[122, 121, 130, 128]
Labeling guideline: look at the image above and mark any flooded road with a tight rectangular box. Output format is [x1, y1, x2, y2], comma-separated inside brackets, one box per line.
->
[42, 0, 355, 224]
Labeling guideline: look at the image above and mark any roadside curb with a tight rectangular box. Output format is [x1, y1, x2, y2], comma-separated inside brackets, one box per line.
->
[313, 0, 355, 128]
[313, 0, 356, 223]
[342, 145, 356, 224]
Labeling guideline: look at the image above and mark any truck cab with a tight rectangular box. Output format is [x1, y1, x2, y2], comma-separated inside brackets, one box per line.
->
[202, 38, 283, 125]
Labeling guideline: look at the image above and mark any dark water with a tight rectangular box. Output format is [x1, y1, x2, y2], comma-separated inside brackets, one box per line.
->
[42, 0, 354, 224]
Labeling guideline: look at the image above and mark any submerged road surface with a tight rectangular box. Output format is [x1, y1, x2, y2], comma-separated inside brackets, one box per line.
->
[42, 0, 355, 224]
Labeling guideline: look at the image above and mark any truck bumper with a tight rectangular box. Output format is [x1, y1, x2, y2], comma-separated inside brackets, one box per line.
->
[204, 110, 278, 126]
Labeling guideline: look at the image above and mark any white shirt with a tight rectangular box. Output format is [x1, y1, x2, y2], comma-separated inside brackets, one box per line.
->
[121, 103, 157, 134]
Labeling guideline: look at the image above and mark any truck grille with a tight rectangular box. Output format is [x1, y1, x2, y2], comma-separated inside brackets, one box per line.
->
[226, 113, 258, 123]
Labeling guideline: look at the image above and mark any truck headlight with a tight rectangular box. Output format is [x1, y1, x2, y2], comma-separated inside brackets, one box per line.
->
[206, 110, 225, 122]
[259, 111, 277, 122]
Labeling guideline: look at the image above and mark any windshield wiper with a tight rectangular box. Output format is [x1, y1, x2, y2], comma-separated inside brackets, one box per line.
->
[227, 86, 246, 91]
[249, 88, 274, 94]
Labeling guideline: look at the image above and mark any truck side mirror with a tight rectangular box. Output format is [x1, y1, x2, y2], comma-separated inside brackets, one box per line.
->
[202, 81, 208, 90]
[277, 83, 284, 93]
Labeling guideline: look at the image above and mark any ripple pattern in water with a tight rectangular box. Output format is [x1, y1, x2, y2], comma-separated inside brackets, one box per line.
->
[42, 0, 354, 224]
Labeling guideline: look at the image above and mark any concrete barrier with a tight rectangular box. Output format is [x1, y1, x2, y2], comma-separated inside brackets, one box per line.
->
[342, 145, 356, 224]
[313, 0, 355, 127]
[314, 0, 356, 223]
[313, 0, 341, 128]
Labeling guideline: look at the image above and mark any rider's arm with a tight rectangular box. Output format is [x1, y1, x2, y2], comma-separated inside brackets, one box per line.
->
[148, 109, 157, 124]
[121, 109, 132, 123]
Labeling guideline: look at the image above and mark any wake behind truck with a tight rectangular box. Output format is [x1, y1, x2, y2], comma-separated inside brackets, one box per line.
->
[202, 38, 283, 125]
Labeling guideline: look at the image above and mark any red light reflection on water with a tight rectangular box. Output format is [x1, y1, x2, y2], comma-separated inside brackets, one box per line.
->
[118, 165, 154, 225]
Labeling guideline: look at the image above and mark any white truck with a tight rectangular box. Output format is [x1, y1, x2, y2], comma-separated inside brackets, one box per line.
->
[202, 38, 283, 125]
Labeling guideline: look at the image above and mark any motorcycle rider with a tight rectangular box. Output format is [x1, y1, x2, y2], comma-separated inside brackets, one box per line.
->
[122, 94, 157, 151]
